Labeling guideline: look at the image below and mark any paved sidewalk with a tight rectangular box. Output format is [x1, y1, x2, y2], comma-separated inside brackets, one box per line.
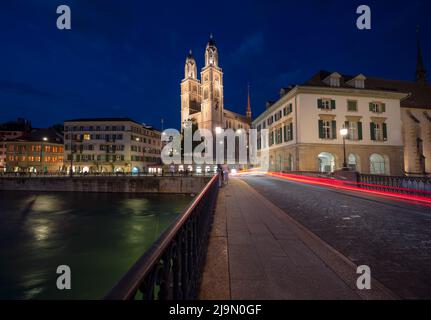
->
[199, 177, 397, 300]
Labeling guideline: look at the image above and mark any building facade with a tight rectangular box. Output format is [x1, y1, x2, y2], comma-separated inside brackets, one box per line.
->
[0, 118, 31, 171]
[63, 118, 162, 174]
[5, 128, 64, 173]
[181, 35, 251, 132]
[254, 71, 407, 175]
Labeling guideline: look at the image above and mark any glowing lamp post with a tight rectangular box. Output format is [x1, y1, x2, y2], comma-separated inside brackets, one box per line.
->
[339, 127, 349, 170]
[42, 137, 48, 174]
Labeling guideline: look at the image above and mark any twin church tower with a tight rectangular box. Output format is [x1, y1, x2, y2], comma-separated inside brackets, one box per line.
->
[180, 35, 252, 132]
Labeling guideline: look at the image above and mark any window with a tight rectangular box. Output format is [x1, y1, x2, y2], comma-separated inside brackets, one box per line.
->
[330, 77, 340, 87]
[318, 99, 335, 110]
[276, 128, 283, 144]
[348, 154, 358, 171]
[369, 102, 386, 113]
[284, 123, 293, 142]
[283, 104, 293, 116]
[83, 134, 91, 141]
[370, 122, 387, 141]
[370, 154, 386, 175]
[318, 120, 336, 139]
[345, 121, 362, 140]
[347, 100, 358, 112]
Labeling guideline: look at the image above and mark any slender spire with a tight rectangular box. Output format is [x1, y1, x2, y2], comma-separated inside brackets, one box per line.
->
[416, 25, 427, 84]
[246, 84, 252, 120]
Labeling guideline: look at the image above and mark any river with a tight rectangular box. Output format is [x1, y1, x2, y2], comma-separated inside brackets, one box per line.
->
[0, 191, 193, 299]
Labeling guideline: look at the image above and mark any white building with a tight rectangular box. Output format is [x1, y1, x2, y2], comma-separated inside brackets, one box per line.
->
[64, 118, 162, 174]
[254, 71, 408, 175]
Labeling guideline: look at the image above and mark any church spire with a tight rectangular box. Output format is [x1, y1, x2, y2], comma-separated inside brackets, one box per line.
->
[246, 84, 252, 120]
[416, 26, 427, 84]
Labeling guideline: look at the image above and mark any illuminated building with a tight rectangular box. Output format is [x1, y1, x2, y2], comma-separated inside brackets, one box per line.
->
[254, 72, 407, 175]
[63, 118, 162, 174]
[181, 35, 251, 132]
[5, 128, 64, 173]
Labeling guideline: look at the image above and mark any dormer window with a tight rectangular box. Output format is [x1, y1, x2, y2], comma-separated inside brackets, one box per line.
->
[347, 74, 366, 89]
[324, 72, 342, 87]
[330, 77, 340, 87]
[354, 79, 365, 89]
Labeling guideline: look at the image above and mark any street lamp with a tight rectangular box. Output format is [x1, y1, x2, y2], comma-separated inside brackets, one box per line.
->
[215, 127, 223, 135]
[339, 127, 349, 170]
[41, 137, 48, 174]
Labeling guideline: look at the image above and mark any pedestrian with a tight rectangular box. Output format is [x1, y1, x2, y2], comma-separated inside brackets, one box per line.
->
[222, 164, 229, 185]
[217, 164, 223, 188]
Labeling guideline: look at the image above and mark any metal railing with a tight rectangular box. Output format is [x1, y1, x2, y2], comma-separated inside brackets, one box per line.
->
[0, 172, 215, 178]
[105, 173, 220, 300]
[358, 173, 431, 197]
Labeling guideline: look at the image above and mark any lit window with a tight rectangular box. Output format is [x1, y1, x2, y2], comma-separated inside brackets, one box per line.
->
[83, 134, 91, 141]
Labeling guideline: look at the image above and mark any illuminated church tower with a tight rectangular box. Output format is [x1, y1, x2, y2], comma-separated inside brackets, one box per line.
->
[180, 35, 250, 132]
[180, 50, 201, 127]
[200, 34, 224, 131]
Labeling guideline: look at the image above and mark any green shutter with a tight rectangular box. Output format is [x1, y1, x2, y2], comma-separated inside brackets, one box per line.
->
[318, 120, 324, 139]
[369, 102, 373, 112]
[382, 103, 386, 113]
[318, 99, 322, 109]
[383, 123, 387, 140]
[290, 123, 294, 141]
[331, 100, 336, 110]
[358, 122, 363, 140]
[370, 123, 376, 141]
[332, 121, 337, 139]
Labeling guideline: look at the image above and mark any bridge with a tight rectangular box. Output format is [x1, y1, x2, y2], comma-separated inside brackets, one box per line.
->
[105, 171, 431, 300]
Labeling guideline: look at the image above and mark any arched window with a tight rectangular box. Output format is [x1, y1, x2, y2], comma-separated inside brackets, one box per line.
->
[370, 154, 385, 175]
[286, 154, 293, 171]
[348, 154, 357, 171]
[317, 152, 335, 173]
[204, 89, 209, 100]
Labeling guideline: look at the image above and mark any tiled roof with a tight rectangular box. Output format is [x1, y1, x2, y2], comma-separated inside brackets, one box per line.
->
[8, 128, 63, 144]
[304, 71, 431, 109]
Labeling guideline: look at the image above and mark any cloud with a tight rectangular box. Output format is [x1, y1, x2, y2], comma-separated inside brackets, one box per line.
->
[230, 31, 265, 62]
[0, 80, 58, 99]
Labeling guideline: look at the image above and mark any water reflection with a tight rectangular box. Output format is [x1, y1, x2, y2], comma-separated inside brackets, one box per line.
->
[0, 191, 192, 299]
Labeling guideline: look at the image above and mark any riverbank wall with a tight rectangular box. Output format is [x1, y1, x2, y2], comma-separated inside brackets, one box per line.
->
[0, 176, 212, 194]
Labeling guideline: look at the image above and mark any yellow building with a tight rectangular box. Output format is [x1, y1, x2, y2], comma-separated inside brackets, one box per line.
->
[5, 128, 64, 173]
[181, 35, 251, 132]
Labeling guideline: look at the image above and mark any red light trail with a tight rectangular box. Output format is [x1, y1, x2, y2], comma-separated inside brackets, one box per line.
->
[234, 170, 431, 207]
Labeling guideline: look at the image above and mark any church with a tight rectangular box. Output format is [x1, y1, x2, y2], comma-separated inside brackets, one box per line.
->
[180, 35, 252, 132]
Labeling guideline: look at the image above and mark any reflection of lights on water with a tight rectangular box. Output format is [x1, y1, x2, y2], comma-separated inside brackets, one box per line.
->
[120, 199, 150, 215]
[32, 195, 63, 212]
[33, 224, 50, 241]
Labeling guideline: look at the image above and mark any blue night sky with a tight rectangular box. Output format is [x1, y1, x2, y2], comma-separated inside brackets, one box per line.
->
[0, 0, 430, 130]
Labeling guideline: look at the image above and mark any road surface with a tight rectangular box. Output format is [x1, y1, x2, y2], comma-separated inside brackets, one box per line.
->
[240, 174, 431, 299]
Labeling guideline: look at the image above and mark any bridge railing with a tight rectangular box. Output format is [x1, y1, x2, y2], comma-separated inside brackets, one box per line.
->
[104, 173, 220, 300]
[278, 170, 431, 198]
[358, 173, 431, 197]
[0, 172, 215, 178]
